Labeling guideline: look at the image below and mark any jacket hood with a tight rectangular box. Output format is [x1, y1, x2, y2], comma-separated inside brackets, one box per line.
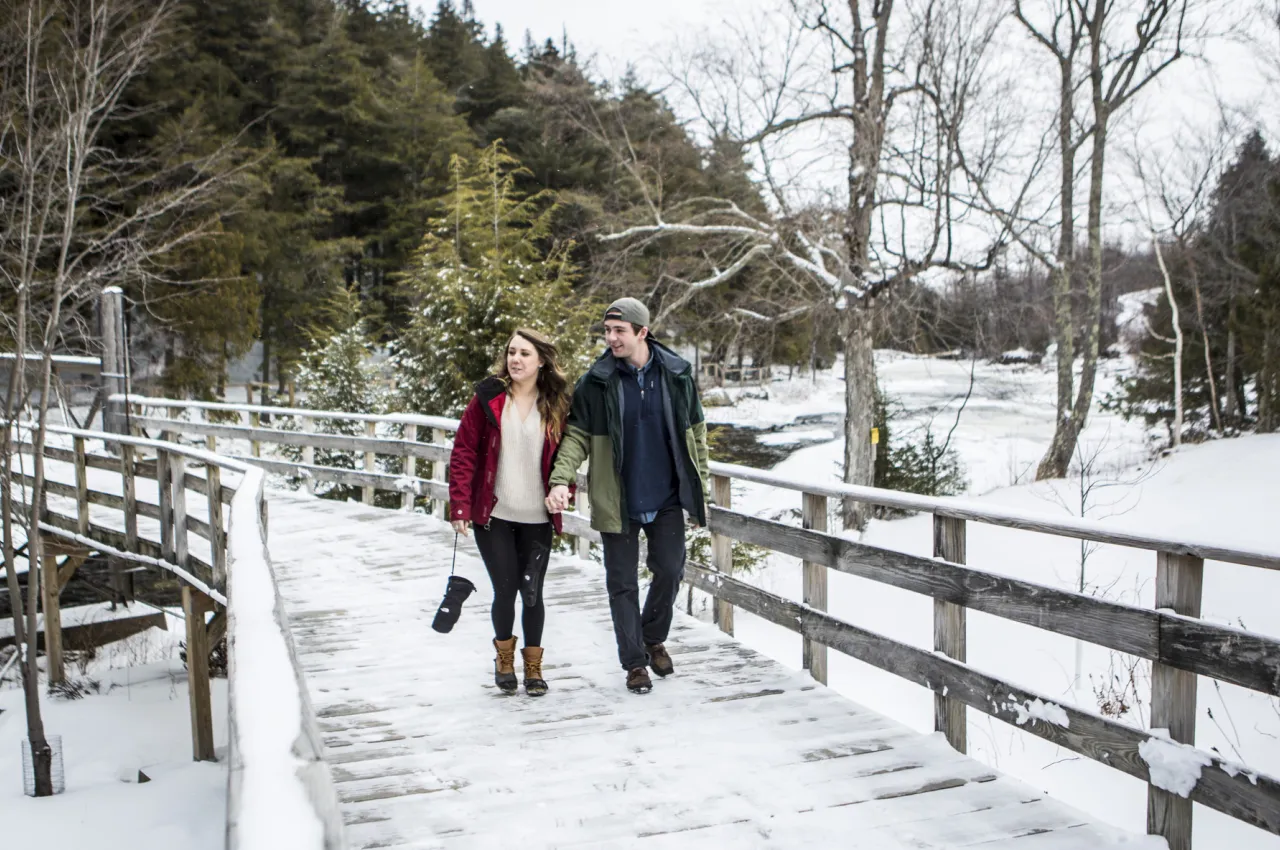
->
[587, 339, 691, 381]
[474, 374, 507, 401]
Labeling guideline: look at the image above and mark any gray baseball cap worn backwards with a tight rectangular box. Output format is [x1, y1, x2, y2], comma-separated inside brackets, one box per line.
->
[604, 297, 650, 328]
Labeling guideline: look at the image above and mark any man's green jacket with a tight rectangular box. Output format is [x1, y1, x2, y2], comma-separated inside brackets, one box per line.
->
[550, 341, 710, 533]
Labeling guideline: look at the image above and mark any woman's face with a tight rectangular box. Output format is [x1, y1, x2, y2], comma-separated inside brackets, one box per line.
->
[506, 335, 544, 383]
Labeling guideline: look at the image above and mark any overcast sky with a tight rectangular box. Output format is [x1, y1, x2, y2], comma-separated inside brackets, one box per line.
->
[416, 0, 1277, 247]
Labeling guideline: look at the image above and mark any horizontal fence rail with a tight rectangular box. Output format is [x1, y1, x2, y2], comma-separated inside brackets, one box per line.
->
[4, 422, 344, 850]
[110, 393, 1280, 850]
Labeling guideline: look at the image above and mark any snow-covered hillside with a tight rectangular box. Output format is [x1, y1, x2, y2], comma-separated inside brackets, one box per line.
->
[709, 353, 1280, 848]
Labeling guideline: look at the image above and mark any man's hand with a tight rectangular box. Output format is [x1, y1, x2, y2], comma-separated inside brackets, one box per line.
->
[451, 519, 470, 536]
[545, 484, 571, 512]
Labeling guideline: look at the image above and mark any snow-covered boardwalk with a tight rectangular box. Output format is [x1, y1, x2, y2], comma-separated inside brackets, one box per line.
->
[268, 492, 1147, 849]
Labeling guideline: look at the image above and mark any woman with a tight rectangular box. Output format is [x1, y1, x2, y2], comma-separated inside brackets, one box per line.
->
[448, 328, 571, 697]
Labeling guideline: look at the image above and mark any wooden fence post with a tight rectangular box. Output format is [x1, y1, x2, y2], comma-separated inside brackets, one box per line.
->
[302, 416, 316, 496]
[1148, 551, 1204, 850]
[711, 473, 734, 636]
[158, 449, 174, 563]
[402, 423, 417, 511]
[802, 492, 829, 684]
[363, 421, 376, 505]
[933, 514, 967, 753]
[118, 444, 137, 602]
[182, 586, 216, 761]
[207, 464, 225, 590]
[39, 537, 65, 685]
[73, 436, 89, 535]
[249, 411, 261, 458]
[575, 489, 591, 560]
[171, 455, 189, 571]
[432, 428, 447, 520]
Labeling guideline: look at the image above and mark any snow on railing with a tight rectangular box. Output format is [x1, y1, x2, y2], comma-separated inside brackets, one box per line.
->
[114, 394, 1280, 570]
[224, 466, 344, 850]
[112, 393, 456, 431]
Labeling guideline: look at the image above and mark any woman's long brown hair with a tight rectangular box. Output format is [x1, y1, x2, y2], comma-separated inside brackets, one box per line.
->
[493, 328, 572, 441]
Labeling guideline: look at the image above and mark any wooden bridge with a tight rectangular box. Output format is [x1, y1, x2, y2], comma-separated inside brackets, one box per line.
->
[7, 394, 1280, 849]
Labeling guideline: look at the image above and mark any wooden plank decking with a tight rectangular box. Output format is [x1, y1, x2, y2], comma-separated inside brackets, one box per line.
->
[268, 492, 1153, 849]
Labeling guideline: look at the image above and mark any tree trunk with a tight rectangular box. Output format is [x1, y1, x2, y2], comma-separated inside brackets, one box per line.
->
[261, 334, 272, 394]
[1, 287, 54, 796]
[1037, 55, 1079, 481]
[1154, 237, 1183, 447]
[1069, 109, 1108, 450]
[1224, 297, 1242, 424]
[1188, 266, 1221, 432]
[1262, 321, 1276, 433]
[841, 305, 876, 530]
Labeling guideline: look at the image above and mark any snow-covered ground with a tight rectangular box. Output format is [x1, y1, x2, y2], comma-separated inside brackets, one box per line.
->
[705, 352, 1280, 848]
[709, 349, 1152, 496]
[5, 347, 1275, 847]
[0, 623, 227, 850]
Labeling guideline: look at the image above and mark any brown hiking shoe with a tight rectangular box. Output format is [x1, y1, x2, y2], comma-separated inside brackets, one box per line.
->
[647, 643, 674, 678]
[522, 647, 548, 697]
[626, 667, 652, 694]
[493, 637, 518, 694]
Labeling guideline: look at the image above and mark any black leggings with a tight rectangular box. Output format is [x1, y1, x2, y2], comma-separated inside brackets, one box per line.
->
[472, 517, 553, 646]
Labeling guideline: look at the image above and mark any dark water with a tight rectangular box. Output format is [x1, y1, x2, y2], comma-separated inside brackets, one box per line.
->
[708, 413, 841, 468]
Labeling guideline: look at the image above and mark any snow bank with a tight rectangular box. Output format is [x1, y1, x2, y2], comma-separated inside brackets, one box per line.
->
[225, 468, 343, 850]
[1139, 730, 1214, 798]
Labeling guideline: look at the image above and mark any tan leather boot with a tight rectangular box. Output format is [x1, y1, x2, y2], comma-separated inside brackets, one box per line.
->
[522, 647, 548, 697]
[493, 637, 518, 694]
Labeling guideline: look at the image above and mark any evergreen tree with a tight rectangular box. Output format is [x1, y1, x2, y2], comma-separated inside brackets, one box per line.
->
[376, 53, 477, 325]
[287, 288, 387, 498]
[422, 1, 487, 111]
[393, 142, 597, 416]
[1112, 130, 1280, 437]
[240, 147, 352, 389]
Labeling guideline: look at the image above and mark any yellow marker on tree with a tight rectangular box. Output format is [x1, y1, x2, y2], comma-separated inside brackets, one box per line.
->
[870, 427, 880, 445]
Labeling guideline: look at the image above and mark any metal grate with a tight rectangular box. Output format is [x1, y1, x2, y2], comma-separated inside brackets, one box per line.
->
[21, 735, 65, 796]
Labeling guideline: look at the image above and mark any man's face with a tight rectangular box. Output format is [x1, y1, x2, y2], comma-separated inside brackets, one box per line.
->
[604, 319, 646, 360]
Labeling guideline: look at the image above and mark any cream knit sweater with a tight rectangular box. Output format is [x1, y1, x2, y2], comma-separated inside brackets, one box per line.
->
[490, 398, 549, 525]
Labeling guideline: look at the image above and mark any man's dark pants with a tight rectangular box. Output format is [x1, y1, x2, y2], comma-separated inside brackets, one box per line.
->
[599, 506, 686, 670]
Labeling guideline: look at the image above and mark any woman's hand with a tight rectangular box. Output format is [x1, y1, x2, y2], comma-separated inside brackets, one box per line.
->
[546, 484, 571, 512]
[451, 519, 470, 536]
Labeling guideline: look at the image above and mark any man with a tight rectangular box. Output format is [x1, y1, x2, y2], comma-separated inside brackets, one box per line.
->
[546, 298, 710, 694]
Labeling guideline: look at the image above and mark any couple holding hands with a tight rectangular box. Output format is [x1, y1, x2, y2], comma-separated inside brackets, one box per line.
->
[447, 298, 711, 696]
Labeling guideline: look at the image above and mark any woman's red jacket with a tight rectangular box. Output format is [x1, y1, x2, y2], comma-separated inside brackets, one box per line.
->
[447, 376, 566, 533]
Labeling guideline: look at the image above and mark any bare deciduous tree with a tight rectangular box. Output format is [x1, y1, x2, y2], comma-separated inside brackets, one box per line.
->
[1, 0, 249, 795]
[592, 0, 1014, 527]
[1006, 0, 1200, 479]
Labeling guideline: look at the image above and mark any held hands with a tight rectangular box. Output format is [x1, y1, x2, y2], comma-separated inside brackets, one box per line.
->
[545, 484, 572, 513]
[451, 519, 470, 536]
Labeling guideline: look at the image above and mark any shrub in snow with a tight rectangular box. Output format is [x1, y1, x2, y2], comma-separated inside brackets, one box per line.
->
[48, 677, 105, 700]
[872, 385, 967, 507]
[282, 296, 389, 501]
[680, 425, 769, 618]
[392, 142, 596, 417]
[180, 637, 228, 678]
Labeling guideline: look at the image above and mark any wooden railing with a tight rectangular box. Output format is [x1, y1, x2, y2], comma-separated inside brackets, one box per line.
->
[5, 422, 344, 850]
[115, 393, 1280, 850]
